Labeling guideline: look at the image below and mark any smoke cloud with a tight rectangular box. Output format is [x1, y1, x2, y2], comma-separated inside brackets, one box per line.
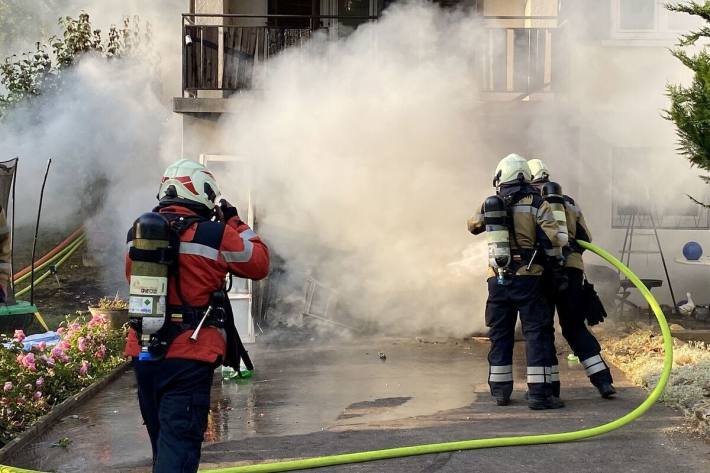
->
[218, 3, 496, 335]
[1, 0, 707, 333]
[0, 1, 183, 285]
[216, 0, 710, 334]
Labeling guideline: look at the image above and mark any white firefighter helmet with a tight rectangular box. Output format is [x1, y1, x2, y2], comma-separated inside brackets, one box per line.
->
[493, 153, 532, 187]
[528, 158, 550, 183]
[158, 159, 221, 209]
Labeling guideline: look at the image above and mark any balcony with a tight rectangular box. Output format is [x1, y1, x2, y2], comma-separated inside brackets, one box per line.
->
[176, 13, 377, 112]
[478, 15, 563, 101]
[175, 12, 564, 113]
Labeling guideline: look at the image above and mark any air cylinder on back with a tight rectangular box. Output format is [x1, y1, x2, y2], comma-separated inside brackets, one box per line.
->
[542, 181, 569, 247]
[128, 212, 172, 360]
[484, 195, 511, 283]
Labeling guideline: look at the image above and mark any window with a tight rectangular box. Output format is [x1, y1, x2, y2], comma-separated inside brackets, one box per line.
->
[268, 0, 316, 28]
[612, 0, 703, 41]
[619, 0, 655, 30]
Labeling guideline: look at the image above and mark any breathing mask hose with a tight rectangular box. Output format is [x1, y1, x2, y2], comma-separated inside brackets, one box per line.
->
[0, 242, 673, 473]
[200, 241, 673, 473]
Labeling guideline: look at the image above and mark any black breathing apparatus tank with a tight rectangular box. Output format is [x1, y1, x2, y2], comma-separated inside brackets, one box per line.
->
[541, 181, 569, 247]
[128, 213, 174, 360]
[483, 195, 512, 285]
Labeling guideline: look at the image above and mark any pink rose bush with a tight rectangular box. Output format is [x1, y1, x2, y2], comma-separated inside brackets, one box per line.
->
[0, 312, 125, 444]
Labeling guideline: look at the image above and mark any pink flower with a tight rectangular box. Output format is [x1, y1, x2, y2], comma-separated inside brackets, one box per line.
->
[33, 391, 42, 401]
[94, 344, 106, 360]
[21, 353, 37, 371]
[79, 360, 89, 376]
[37, 341, 47, 351]
[3, 382, 13, 392]
[13, 330, 25, 343]
[77, 337, 87, 352]
[16, 353, 24, 364]
[58, 341, 70, 351]
[68, 322, 81, 332]
[56, 327, 65, 336]
[41, 355, 56, 367]
[50, 346, 69, 363]
[89, 314, 108, 327]
[36, 377, 44, 387]
[88, 314, 108, 328]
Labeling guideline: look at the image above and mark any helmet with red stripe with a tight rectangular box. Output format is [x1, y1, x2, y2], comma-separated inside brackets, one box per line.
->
[158, 159, 221, 209]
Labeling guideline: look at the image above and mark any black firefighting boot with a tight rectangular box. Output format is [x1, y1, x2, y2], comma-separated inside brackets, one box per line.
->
[528, 396, 565, 410]
[596, 382, 617, 399]
[495, 396, 511, 406]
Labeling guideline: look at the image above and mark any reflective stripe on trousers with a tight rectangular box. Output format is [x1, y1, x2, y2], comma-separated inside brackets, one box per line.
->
[489, 364, 513, 383]
[527, 366, 547, 384]
[581, 354, 608, 376]
[546, 365, 560, 383]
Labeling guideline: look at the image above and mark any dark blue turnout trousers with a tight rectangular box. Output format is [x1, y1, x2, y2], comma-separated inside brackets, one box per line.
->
[485, 276, 556, 399]
[134, 358, 214, 473]
[549, 267, 613, 395]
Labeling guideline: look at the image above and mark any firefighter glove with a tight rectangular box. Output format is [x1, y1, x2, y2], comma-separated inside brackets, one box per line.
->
[219, 199, 239, 222]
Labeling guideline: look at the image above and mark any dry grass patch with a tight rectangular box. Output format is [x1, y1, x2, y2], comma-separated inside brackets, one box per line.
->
[602, 329, 710, 437]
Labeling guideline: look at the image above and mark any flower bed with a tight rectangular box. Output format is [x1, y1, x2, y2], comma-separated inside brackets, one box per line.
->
[0, 312, 126, 445]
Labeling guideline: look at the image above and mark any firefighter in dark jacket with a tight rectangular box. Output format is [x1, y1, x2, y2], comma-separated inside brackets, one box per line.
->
[468, 154, 566, 410]
[528, 158, 615, 399]
[124, 159, 269, 473]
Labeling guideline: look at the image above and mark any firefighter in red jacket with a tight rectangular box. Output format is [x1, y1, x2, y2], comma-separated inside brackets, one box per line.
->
[124, 159, 269, 473]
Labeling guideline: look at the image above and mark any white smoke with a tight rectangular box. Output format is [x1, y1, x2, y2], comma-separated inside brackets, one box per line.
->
[0, 1, 184, 285]
[217, 2, 494, 335]
[1, 0, 707, 333]
[215, 0, 710, 334]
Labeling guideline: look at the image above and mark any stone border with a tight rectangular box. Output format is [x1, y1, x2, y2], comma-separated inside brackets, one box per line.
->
[0, 360, 130, 463]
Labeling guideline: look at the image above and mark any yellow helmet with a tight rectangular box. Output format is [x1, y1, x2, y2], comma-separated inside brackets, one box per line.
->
[493, 154, 532, 187]
[528, 158, 550, 183]
[158, 159, 221, 209]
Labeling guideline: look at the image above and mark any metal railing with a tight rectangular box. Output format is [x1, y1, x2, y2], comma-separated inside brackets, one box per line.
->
[182, 13, 378, 96]
[181, 13, 562, 99]
[478, 15, 562, 97]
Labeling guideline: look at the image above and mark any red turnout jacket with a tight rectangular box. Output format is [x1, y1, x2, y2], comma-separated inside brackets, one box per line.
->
[123, 205, 270, 363]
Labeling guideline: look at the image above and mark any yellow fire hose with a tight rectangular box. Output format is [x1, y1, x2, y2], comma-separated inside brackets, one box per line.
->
[14, 235, 86, 299]
[0, 241, 674, 473]
[13, 233, 86, 287]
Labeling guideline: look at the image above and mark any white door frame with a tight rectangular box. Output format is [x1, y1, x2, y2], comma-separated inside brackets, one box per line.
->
[199, 154, 256, 343]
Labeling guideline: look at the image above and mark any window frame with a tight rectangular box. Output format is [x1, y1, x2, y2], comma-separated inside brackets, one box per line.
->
[611, 0, 699, 41]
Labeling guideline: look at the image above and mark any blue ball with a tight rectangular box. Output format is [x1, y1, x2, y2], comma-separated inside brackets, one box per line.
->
[683, 241, 703, 260]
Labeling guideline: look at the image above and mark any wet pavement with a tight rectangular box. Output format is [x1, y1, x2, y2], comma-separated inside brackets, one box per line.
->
[9, 337, 710, 473]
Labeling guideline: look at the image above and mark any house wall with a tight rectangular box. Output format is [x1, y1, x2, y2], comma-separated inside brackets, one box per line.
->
[181, 113, 229, 160]
[568, 23, 710, 306]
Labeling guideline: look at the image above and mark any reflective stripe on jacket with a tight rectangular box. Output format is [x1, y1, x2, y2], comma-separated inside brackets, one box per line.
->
[468, 193, 561, 277]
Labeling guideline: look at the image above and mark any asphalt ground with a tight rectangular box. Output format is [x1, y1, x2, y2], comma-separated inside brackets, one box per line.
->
[10, 337, 710, 473]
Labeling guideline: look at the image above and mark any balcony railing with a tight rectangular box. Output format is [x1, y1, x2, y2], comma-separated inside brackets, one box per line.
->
[181, 13, 563, 100]
[479, 16, 562, 98]
[181, 13, 378, 97]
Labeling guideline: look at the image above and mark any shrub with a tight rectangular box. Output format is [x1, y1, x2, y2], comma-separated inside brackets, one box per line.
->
[0, 312, 126, 445]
